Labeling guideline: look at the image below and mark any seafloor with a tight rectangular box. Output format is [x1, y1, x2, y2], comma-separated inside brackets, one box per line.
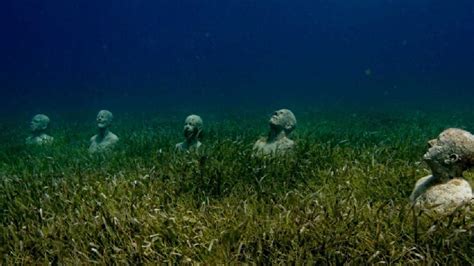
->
[0, 107, 473, 264]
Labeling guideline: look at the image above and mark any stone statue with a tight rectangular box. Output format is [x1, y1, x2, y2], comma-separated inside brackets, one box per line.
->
[253, 109, 296, 156]
[175, 114, 203, 152]
[89, 110, 119, 154]
[410, 128, 473, 214]
[25, 114, 54, 145]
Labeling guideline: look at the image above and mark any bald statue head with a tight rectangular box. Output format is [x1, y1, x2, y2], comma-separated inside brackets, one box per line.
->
[176, 114, 203, 152]
[423, 128, 474, 180]
[269, 109, 297, 135]
[183, 114, 203, 141]
[96, 110, 114, 129]
[26, 114, 54, 145]
[30, 114, 50, 133]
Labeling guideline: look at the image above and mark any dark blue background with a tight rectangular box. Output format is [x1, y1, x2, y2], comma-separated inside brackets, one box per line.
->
[1, 0, 473, 112]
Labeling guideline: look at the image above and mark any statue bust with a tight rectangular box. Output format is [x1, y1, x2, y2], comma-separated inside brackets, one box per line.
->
[410, 128, 473, 214]
[88, 110, 119, 154]
[175, 114, 203, 152]
[25, 114, 54, 145]
[253, 109, 297, 156]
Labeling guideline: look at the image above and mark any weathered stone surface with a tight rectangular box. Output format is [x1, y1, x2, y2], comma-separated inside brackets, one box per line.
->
[89, 110, 119, 154]
[253, 109, 296, 156]
[25, 114, 54, 145]
[411, 128, 474, 214]
[175, 114, 203, 153]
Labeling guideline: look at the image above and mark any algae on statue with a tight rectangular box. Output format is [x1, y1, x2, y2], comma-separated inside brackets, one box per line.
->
[253, 109, 297, 156]
[25, 114, 54, 145]
[175, 114, 204, 153]
[410, 128, 473, 214]
[89, 110, 119, 154]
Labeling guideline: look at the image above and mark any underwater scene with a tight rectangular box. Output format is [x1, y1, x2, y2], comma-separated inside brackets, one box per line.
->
[1, 1, 474, 264]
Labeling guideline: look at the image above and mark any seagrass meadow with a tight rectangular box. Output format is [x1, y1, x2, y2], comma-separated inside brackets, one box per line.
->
[1, 108, 473, 264]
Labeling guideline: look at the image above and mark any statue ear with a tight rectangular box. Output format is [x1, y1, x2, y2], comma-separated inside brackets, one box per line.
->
[284, 123, 294, 132]
[444, 153, 460, 165]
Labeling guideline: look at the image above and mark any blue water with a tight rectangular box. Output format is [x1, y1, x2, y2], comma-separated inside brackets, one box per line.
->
[1, 0, 474, 112]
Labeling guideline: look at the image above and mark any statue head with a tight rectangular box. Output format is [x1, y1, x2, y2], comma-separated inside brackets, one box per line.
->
[30, 114, 50, 133]
[96, 110, 113, 129]
[183, 114, 203, 141]
[423, 128, 474, 180]
[269, 109, 296, 135]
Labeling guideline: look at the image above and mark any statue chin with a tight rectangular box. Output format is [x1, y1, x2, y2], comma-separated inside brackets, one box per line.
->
[269, 121, 281, 130]
[184, 130, 194, 139]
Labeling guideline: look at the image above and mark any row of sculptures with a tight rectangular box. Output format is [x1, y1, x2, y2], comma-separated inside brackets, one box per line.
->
[26, 110, 120, 154]
[23, 109, 473, 215]
[26, 109, 297, 155]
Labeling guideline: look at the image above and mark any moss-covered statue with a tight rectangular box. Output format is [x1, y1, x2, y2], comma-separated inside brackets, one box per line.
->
[88, 110, 119, 154]
[410, 128, 473, 214]
[253, 109, 296, 156]
[25, 114, 54, 145]
[175, 114, 203, 152]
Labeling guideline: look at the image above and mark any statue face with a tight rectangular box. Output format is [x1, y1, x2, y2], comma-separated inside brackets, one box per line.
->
[183, 115, 203, 140]
[96, 110, 113, 129]
[30, 114, 49, 132]
[269, 109, 296, 133]
[423, 129, 473, 179]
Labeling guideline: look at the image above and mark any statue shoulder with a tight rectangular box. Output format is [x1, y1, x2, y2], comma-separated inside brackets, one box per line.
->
[253, 137, 266, 148]
[43, 135, 54, 143]
[413, 177, 473, 214]
[175, 142, 184, 150]
[277, 137, 295, 150]
[195, 141, 203, 149]
[410, 175, 434, 202]
[108, 132, 119, 142]
[283, 137, 295, 146]
[441, 178, 472, 198]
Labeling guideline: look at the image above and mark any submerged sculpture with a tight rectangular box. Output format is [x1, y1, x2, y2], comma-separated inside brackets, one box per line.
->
[26, 114, 54, 145]
[253, 109, 296, 156]
[175, 114, 203, 152]
[89, 110, 119, 154]
[410, 128, 473, 214]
